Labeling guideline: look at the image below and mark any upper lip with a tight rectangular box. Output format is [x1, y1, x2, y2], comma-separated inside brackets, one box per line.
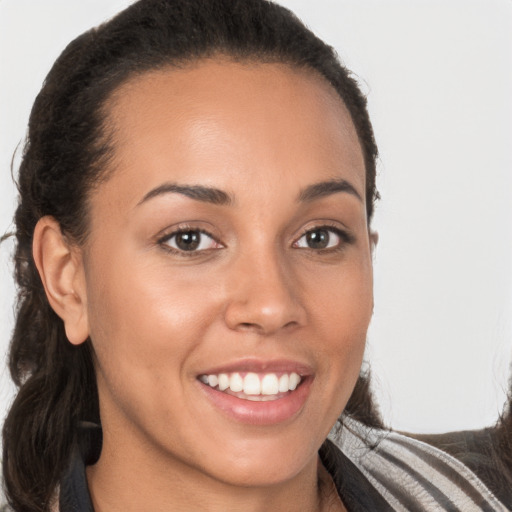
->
[197, 358, 314, 377]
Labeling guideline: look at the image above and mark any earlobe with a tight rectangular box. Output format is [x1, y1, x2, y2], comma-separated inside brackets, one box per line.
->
[369, 231, 378, 313]
[369, 231, 379, 256]
[32, 216, 89, 345]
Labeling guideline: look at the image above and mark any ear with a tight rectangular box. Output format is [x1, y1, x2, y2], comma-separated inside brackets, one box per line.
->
[32, 216, 89, 345]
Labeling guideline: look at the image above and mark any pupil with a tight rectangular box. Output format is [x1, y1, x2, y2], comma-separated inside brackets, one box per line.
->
[176, 231, 200, 251]
[306, 229, 329, 249]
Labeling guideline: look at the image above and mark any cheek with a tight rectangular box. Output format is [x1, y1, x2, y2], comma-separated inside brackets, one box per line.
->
[306, 252, 373, 336]
[84, 250, 219, 387]
[305, 255, 373, 384]
[292, 259, 371, 437]
[83, 254, 224, 437]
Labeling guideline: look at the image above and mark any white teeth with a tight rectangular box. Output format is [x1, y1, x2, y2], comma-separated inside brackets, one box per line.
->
[218, 373, 229, 391]
[289, 372, 300, 390]
[261, 374, 279, 395]
[243, 373, 261, 395]
[278, 374, 289, 393]
[199, 371, 303, 396]
[229, 372, 244, 393]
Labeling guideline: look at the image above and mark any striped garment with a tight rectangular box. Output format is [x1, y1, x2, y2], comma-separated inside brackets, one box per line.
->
[330, 417, 509, 511]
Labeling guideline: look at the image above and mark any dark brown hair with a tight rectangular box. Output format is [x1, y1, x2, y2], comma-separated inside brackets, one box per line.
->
[2, 0, 381, 510]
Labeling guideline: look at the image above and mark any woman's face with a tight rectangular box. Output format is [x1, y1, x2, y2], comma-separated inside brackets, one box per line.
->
[81, 60, 373, 487]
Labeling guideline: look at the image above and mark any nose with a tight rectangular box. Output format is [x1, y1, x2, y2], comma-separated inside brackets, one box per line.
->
[223, 248, 306, 335]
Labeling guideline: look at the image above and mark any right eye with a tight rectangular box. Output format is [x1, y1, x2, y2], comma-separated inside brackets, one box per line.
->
[159, 229, 222, 254]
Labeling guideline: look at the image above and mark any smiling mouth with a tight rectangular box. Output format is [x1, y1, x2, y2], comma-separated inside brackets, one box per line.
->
[198, 372, 302, 401]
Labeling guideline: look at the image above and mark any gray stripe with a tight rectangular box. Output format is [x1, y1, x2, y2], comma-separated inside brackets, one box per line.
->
[389, 436, 499, 512]
[377, 449, 460, 511]
[364, 464, 427, 511]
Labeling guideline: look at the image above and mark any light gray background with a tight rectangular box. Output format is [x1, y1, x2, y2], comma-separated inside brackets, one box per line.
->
[1, 0, 511, 434]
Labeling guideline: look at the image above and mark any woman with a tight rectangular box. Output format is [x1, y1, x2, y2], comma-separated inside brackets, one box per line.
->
[1, 0, 510, 510]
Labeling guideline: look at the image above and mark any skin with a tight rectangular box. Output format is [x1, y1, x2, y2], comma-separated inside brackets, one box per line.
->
[35, 59, 373, 511]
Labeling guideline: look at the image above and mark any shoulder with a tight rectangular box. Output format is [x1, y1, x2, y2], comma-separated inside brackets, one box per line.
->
[328, 418, 509, 511]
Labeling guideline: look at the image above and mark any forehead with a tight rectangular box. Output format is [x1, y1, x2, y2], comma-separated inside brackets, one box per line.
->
[101, 59, 365, 206]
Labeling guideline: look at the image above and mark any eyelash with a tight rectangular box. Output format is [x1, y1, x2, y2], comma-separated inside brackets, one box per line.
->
[157, 224, 354, 257]
[293, 224, 355, 253]
[157, 227, 222, 257]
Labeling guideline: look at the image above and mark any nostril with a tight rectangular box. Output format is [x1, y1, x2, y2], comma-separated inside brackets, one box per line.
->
[235, 320, 298, 334]
[238, 322, 260, 331]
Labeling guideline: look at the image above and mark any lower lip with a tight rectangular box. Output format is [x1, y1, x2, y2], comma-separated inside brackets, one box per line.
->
[198, 378, 313, 426]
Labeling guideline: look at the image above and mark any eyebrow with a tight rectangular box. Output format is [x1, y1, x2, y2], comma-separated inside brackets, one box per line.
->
[138, 183, 233, 206]
[298, 178, 362, 203]
[137, 177, 362, 207]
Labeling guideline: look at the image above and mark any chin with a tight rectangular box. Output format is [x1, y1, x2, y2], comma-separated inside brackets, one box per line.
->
[177, 427, 322, 489]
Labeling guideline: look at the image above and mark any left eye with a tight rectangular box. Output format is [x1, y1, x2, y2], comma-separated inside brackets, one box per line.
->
[294, 227, 343, 250]
[162, 230, 219, 252]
